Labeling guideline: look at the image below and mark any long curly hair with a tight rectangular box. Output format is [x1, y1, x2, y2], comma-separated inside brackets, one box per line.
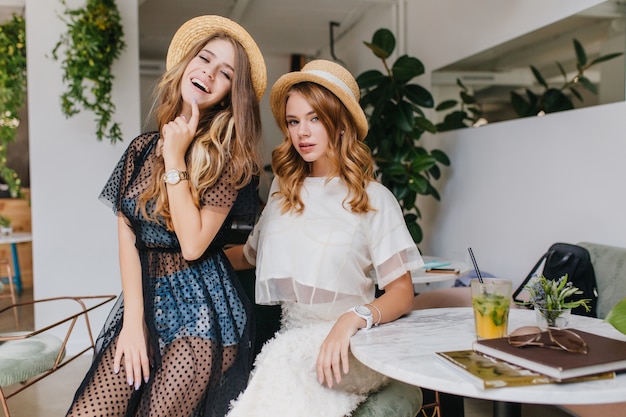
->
[271, 82, 374, 214]
[139, 33, 263, 229]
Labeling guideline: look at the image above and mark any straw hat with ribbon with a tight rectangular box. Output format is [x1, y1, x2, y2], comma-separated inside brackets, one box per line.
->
[270, 60, 369, 141]
[166, 15, 267, 101]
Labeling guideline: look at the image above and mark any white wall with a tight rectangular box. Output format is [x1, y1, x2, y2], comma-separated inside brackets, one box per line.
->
[27, 0, 139, 346]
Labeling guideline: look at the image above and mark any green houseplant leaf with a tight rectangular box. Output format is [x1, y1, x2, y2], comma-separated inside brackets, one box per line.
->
[363, 28, 395, 60]
[605, 298, 626, 335]
[530, 65, 548, 89]
[541, 88, 574, 113]
[577, 76, 597, 94]
[404, 84, 434, 108]
[574, 38, 587, 69]
[392, 55, 425, 83]
[435, 100, 457, 112]
[356, 70, 386, 89]
[589, 52, 624, 66]
[510, 91, 533, 117]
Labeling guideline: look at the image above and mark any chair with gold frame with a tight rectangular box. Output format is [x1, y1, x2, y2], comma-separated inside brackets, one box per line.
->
[0, 294, 116, 417]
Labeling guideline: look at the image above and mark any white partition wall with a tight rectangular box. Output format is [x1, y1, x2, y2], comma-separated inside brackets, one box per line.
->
[26, 0, 140, 347]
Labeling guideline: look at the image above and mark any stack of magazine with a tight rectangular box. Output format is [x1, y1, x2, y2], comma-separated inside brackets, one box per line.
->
[436, 329, 626, 389]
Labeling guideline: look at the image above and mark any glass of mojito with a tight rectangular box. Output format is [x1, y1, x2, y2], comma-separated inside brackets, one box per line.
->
[471, 278, 512, 339]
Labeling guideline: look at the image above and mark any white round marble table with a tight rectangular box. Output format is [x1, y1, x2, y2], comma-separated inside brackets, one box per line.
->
[0, 231, 32, 295]
[350, 307, 626, 417]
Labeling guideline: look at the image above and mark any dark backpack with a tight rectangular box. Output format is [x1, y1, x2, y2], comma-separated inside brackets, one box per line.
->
[512, 243, 598, 317]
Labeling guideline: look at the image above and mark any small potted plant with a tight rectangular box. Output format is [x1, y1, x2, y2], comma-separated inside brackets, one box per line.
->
[519, 274, 591, 328]
[0, 214, 12, 235]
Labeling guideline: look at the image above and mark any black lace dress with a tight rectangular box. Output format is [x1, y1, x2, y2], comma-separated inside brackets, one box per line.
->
[66, 132, 257, 417]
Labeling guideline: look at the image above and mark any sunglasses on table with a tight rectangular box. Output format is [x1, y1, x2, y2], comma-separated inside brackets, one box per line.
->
[507, 326, 589, 354]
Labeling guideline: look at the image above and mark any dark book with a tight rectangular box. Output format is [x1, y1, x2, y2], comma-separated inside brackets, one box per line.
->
[473, 329, 626, 380]
[435, 350, 614, 389]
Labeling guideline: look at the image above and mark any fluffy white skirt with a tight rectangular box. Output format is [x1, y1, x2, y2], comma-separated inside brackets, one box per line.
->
[226, 311, 388, 417]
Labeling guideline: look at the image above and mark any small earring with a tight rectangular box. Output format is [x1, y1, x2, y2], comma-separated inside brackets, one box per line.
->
[340, 130, 345, 136]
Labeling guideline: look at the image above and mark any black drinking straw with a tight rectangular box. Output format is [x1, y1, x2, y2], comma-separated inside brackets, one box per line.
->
[468, 247, 484, 283]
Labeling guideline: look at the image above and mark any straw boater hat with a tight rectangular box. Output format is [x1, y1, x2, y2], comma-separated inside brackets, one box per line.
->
[270, 60, 369, 141]
[166, 15, 267, 101]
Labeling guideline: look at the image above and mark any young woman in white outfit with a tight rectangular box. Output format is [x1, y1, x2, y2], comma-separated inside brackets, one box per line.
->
[225, 60, 423, 416]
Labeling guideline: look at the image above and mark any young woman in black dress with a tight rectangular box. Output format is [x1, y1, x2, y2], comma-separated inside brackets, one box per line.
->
[65, 15, 266, 417]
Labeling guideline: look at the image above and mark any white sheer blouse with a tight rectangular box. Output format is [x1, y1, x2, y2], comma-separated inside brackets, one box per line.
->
[244, 177, 423, 308]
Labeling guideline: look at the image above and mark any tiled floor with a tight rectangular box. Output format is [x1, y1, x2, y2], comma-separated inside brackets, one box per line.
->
[0, 289, 577, 417]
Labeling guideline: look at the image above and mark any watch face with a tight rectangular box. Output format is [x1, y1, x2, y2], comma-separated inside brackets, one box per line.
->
[165, 170, 181, 184]
[355, 305, 372, 316]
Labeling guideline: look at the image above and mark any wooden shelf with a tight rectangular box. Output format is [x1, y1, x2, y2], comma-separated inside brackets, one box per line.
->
[0, 193, 32, 289]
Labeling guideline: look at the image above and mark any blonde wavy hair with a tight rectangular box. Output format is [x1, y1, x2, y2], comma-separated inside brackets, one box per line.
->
[271, 82, 374, 214]
[139, 33, 263, 229]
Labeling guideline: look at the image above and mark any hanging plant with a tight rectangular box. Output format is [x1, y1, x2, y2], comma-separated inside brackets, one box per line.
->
[0, 14, 27, 198]
[52, 0, 126, 143]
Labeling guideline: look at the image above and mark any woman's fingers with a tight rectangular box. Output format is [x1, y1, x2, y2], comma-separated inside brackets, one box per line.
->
[331, 346, 343, 386]
[188, 99, 199, 132]
[340, 342, 350, 375]
[123, 349, 136, 388]
[316, 344, 338, 388]
[161, 102, 199, 159]
[113, 345, 122, 375]
[141, 348, 151, 384]
[115, 330, 151, 390]
[317, 334, 352, 387]
[123, 348, 148, 390]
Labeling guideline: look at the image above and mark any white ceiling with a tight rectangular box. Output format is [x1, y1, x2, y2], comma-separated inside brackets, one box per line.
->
[0, 0, 376, 64]
[138, 0, 376, 62]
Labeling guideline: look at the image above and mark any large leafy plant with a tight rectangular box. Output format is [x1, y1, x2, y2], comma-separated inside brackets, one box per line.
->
[52, 0, 126, 143]
[0, 14, 26, 197]
[357, 29, 450, 244]
[511, 38, 623, 117]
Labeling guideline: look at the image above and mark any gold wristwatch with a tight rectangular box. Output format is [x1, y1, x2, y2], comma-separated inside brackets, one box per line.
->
[163, 169, 189, 185]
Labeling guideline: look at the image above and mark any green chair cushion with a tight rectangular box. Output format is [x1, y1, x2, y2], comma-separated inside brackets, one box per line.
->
[0, 333, 65, 386]
[352, 379, 423, 417]
[578, 242, 626, 319]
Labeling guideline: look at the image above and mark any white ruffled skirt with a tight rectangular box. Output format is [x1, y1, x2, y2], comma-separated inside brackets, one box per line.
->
[226, 302, 388, 417]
